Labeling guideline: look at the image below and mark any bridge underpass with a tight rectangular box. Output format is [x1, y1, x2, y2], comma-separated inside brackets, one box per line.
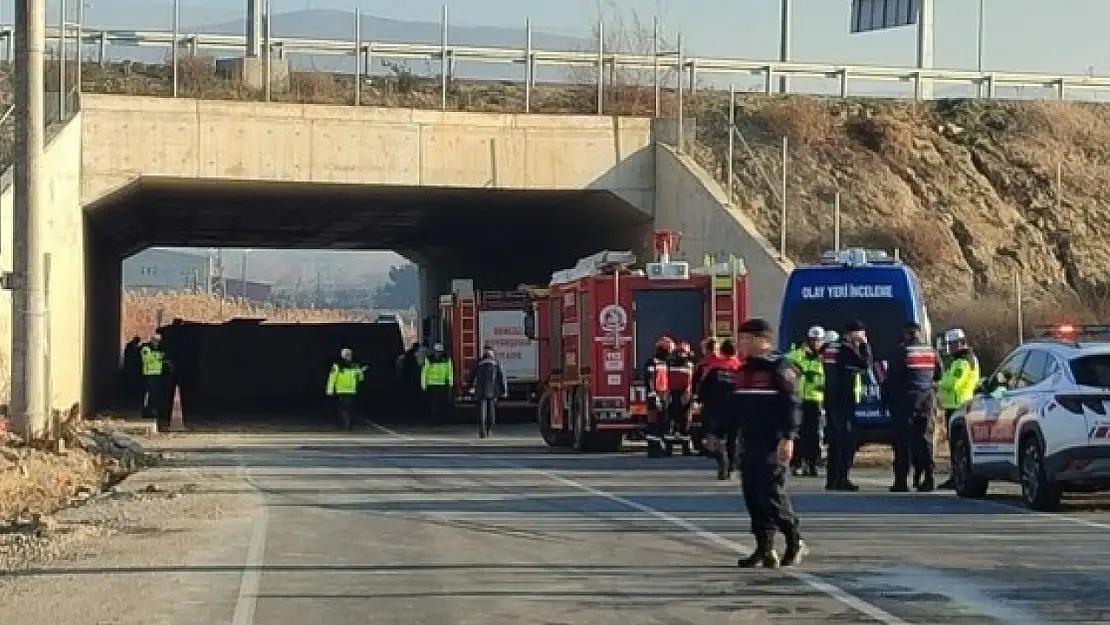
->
[0, 94, 791, 432]
[84, 176, 651, 416]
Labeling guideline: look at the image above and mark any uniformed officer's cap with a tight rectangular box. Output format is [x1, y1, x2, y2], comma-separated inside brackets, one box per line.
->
[738, 318, 774, 337]
[845, 319, 867, 332]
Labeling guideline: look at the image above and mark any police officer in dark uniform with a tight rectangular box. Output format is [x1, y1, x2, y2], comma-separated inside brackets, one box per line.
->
[695, 339, 742, 480]
[826, 319, 872, 492]
[884, 322, 943, 492]
[733, 318, 807, 568]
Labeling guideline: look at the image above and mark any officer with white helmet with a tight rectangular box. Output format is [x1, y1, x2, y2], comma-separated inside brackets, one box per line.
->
[937, 328, 980, 489]
[785, 325, 828, 477]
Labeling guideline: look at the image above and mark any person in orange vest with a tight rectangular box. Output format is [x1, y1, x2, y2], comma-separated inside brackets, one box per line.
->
[643, 336, 674, 457]
[666, 341, 697, 450]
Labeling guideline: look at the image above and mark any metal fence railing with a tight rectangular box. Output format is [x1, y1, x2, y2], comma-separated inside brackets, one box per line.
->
[0, 87, 81, 195]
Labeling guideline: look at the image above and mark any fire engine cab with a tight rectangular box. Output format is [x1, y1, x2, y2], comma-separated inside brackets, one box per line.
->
[435, 280, 541, 409]
[524, 231, 748, 452]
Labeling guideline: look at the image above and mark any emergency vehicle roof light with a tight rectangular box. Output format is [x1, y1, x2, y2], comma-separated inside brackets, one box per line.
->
[819, 248, 897, 266]
[549, 250, 636, 285]
[1034, 324, 1110, 342]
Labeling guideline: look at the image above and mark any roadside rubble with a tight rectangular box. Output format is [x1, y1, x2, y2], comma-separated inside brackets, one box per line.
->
[0, 415, 170, 569]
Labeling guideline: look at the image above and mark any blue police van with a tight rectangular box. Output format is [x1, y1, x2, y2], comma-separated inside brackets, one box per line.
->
[777, 248, 932, 443]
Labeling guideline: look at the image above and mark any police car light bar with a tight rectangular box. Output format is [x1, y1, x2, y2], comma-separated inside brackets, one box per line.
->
[1033, 324, 1110, 339]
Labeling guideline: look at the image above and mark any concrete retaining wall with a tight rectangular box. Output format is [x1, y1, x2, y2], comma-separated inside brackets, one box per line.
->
[79, 95, 656, 214]
[653, 143, 792, 324]
[0, 114, 86, 417]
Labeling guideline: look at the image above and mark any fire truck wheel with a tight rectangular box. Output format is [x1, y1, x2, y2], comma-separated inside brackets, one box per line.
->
[537, 391, 573, 448]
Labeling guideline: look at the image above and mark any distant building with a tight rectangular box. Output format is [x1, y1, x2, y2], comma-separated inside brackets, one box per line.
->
[122, 248, 211, 293]
[212, 276, 273, 303]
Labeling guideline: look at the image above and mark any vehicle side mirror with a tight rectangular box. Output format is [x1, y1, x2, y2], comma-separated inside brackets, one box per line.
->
[523, 306, 536, 340]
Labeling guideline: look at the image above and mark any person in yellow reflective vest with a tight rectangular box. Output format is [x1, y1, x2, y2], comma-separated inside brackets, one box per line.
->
[140, 333, 171, 422]
[786, 325, 827, 478]
[326, 347, 367, 430]
[937, 328, 980, 489]
[421, 343, 455, 420]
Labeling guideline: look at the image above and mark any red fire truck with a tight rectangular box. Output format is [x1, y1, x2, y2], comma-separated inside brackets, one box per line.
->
[436, 280, 541, 408]
[524, 231, 748, 453]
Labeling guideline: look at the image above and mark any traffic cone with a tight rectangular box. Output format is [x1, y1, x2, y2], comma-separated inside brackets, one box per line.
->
[167, 385, 185, 432]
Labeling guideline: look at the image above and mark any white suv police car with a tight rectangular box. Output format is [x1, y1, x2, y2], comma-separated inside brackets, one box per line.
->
[948, 325, 1110, 510]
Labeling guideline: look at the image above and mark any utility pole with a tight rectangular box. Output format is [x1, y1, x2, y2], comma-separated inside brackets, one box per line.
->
[246, 0, 262, 57]
[10, 0, 48, 439]
[778, 0, 791, 93]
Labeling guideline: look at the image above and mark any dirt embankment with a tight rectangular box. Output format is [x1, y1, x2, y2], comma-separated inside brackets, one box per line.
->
[690, 95, 1110, 367]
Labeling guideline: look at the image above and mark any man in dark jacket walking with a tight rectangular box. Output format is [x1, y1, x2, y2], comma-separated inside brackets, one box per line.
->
[468, 345, 508, 438]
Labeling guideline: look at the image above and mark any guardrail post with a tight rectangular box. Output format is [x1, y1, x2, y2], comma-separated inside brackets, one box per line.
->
[171, 0, 179, 98]
[75, 0, 83, 97]
[764, 66, 774, 95]
[1056, 78, 1065, 100]
[839, 69, 849, 98]
[353, 7, 361, 107]
[652, 16, 660, 118]
[58, 0, 65, 118]
[263, 0, 271, 102]
[676, 32, 683, 153]
[727, 84, 734, 205]
[524, 18, 532, 113]
[440, 4, 448, 111]
[97, 31, 105, 66]
[595, 18, 603, 115]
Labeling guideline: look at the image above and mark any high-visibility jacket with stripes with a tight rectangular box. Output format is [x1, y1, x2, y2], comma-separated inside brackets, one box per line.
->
[939, 350, 980, 410]
[326, 362, 364, 395]
[140, 345, 166, 377]
[786, 345, 825, 403]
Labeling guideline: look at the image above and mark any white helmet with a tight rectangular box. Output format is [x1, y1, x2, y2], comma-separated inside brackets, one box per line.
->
[824, 330, 839, 344]
[340, 348, 353, 359]
[944, 328, 967, 343]
[807, 325, 826, 340]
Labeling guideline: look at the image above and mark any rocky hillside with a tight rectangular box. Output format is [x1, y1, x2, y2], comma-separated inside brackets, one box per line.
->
[689, 95, 1110, 361]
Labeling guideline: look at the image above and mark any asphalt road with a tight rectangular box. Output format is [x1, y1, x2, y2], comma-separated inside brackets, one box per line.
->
[14, 422, 1110, 624]
[151, 421, 1110, 625]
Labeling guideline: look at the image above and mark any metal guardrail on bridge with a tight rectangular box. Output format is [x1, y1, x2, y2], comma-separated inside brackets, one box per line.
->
[2, 24, 1110, 108]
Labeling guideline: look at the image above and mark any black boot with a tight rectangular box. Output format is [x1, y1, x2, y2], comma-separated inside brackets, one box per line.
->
[937, 476, 954, 490]
[716, 454, 729, 480]
[839, 479, 860, 492]
[913, 470, 922, 490]
[781, 537, 809, 567]
[917, 471, 935, 493]
[889, 478, 910, 493]
[737, 538, 780, 569]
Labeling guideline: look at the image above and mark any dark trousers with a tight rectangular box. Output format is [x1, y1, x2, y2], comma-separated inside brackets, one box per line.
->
[426, 385, 451, 420]
[793, 401, 823, 470]
[142, 375, 166, 420]
[336, 394, 356, 429]
[706, 411, 739, 473]
[477, 397, 497, 434]
[741, 440, 799, 546]
[666, 391, 691, 436]
[826, 406, 857, 486]
[893, 396, 936, 482]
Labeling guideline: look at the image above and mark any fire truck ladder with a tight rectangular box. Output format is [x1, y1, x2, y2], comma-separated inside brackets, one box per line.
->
[458, 294, 478, 381]
[702, 254, 743, 340]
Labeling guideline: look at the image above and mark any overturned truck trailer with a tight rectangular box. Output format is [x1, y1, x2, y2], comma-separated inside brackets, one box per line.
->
[158, 319, 404, 417]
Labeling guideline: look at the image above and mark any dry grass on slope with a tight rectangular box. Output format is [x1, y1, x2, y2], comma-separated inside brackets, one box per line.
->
[690, 94, 1110, 368]
[121, 292, 366, 344]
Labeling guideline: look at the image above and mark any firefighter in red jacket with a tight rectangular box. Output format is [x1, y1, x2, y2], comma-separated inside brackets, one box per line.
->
[696, 338, 743, 479]
[667, 341, 697, 446]
[643, 336, 674, 457]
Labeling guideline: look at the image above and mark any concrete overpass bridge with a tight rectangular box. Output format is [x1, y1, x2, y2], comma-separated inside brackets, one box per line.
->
[0, 94, 789, 419]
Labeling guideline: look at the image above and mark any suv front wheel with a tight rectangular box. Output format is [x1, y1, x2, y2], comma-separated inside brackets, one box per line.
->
[952, 432, 988, 498]
[1020, 437, 1062, 511]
